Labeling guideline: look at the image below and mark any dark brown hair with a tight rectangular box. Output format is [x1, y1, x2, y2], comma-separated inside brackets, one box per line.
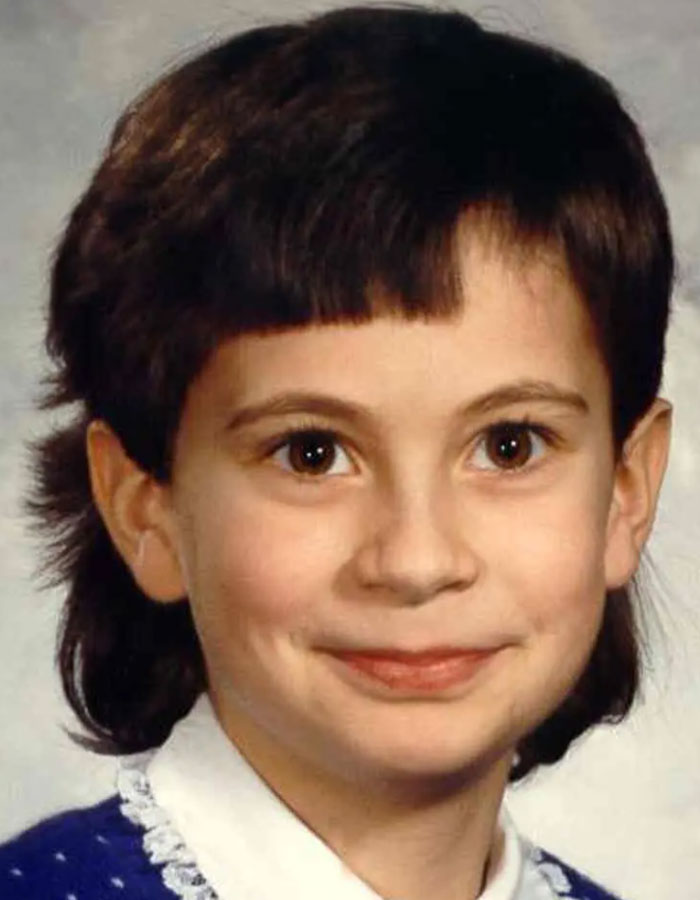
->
[32, 4, 673, 779]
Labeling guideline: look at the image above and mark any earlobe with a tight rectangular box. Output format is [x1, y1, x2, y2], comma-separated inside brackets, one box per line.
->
[86, 420, 186, 602]
[604, 399, 672, 589]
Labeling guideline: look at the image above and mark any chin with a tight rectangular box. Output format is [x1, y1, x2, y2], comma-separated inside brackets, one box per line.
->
[316, 713, 516, 789]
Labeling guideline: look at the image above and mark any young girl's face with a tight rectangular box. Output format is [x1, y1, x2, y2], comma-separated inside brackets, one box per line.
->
[160, 236, 630, 786]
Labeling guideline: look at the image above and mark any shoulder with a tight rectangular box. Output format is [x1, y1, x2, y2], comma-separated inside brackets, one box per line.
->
[0, 796, 173, 899]
[527, 843, 628, 900]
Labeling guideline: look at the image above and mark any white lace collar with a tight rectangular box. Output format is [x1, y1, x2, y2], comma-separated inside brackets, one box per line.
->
[117, 693, 563, 900]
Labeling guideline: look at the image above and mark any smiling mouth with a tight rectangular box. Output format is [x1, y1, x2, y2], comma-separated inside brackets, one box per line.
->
[323, 647, 498, 692]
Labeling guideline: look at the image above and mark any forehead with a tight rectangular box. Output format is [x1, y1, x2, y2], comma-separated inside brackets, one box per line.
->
[181, 238, 608, 431]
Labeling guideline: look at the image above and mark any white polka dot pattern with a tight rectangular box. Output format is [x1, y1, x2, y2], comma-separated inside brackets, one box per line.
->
[0, 791, 625, 899]
[0, 796, 176, 898]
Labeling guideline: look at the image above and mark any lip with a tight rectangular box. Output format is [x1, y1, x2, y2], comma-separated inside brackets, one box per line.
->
[323, 646, 498, 692]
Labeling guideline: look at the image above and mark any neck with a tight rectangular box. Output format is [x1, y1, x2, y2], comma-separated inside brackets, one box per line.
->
[214, 699, 512, 900]
[304, 766, 510, 900]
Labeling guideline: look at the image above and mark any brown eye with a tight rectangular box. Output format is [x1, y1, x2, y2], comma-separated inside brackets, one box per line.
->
[273, 430, 352, 476]
[473, 424, 546, 471]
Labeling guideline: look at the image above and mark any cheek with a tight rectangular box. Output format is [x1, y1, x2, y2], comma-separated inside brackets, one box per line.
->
[476, 475, 613, 729]
[486, 478, 610, 634]
[178, 477, 350, 634]
[511, 533, 606, 634]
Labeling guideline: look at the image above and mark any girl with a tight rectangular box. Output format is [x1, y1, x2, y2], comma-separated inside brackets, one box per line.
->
[0, 6, 672, 899]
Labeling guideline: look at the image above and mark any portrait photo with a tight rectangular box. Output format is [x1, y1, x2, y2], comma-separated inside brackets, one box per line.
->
[1, 2, 699, 899]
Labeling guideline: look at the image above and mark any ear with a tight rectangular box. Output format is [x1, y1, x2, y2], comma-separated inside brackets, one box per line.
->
[86, 420, 186, 602]
[604, 398, 672, 589]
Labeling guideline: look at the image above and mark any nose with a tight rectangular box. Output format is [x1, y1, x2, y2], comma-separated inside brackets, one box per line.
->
[352, 479, 480, 605]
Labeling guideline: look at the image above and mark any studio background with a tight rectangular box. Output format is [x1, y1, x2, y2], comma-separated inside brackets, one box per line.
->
[1, 1, 698, 898]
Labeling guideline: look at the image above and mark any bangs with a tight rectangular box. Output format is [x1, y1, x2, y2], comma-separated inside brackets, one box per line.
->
[48, 4, 670, 470]
[128, 19, 641, 331]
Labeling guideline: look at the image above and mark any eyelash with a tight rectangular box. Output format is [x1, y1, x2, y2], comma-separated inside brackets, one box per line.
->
[263, 418, 560, 479]
[264, 421, 356, 479]
[470, 419, 558, 473]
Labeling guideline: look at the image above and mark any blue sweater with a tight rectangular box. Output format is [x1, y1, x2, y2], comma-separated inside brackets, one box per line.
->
[0, 798, 173, 899]
[0, 796, 624, 900]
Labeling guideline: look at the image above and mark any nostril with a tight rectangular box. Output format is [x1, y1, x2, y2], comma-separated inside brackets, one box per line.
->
[351, 505, 480, 603]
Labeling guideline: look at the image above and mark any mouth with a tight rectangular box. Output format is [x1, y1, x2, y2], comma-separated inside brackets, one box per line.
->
[321, 646, 499, 692]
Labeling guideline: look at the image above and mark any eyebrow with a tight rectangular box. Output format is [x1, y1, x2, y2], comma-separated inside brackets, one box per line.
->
[225, 379, 589, 432]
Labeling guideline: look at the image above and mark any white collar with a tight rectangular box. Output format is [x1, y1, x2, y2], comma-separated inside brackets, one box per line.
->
[117, 693, 560, 900]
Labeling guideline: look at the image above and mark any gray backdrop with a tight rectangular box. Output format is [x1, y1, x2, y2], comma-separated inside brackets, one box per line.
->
[1, 1, 699, 897]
